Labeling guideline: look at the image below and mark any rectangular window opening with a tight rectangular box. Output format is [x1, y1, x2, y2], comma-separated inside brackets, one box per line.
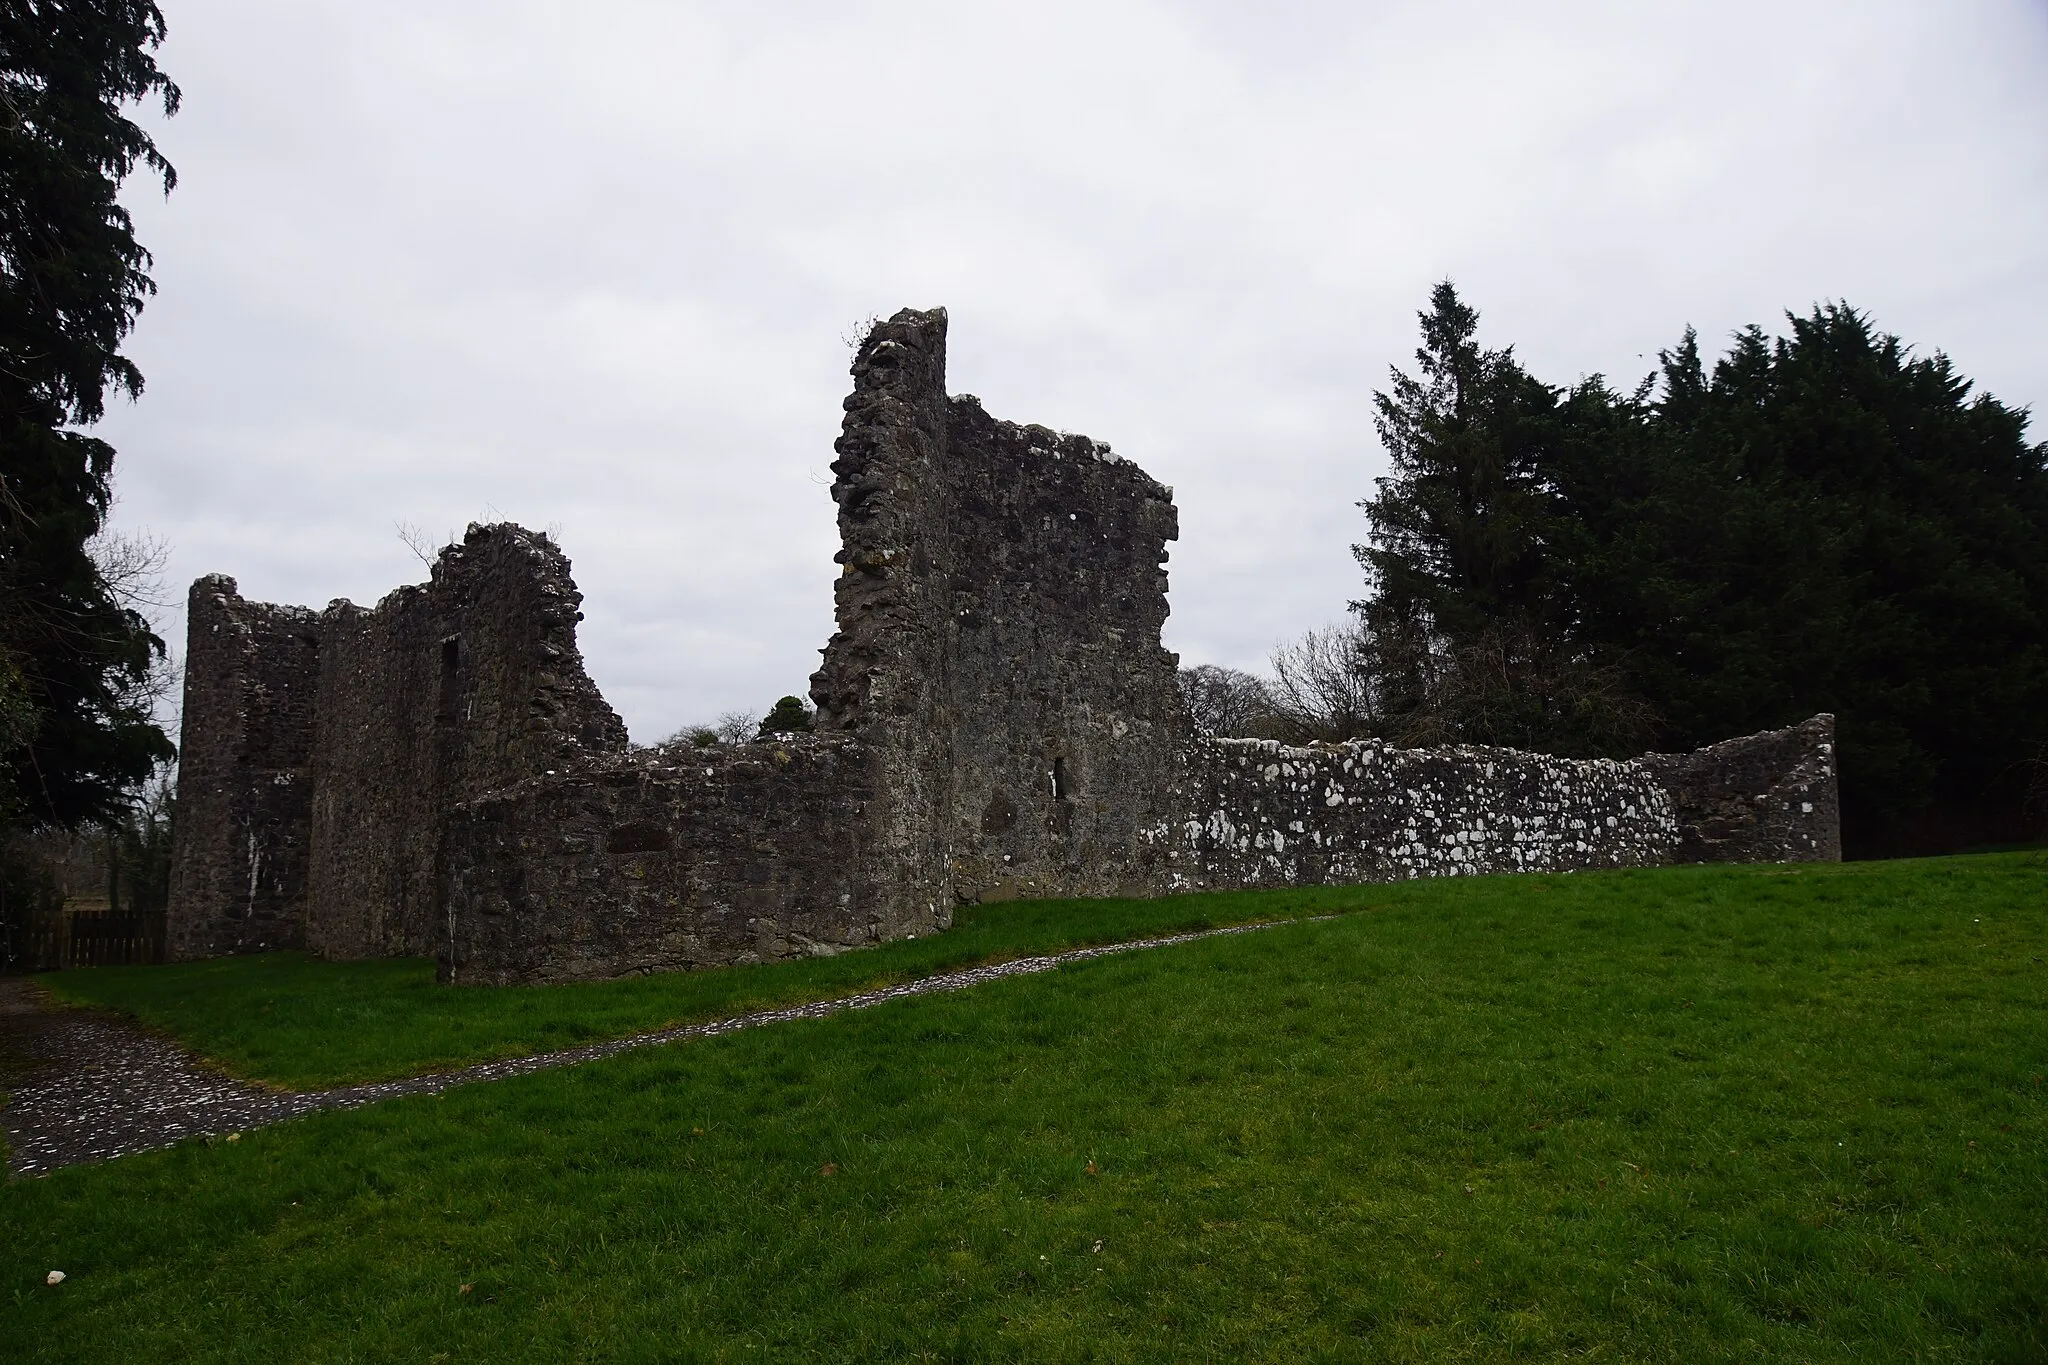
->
[436, 637, 461, 725]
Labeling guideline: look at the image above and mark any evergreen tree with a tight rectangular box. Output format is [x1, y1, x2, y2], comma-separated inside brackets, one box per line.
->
[756, 696, 814, 737]
[1554, 306, 2048, 851]
[1354, 282, 1651, 755]
[1361, 288, 2048, 852]
[1356, 281, 1555, 641]
[0, 1, 179, 827]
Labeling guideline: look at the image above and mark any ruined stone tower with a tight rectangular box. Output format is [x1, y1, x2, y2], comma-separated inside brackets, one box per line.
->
[810, 307, 1187, 908]
[167, 307, 1841, 985]
[166, 527, 626, 963]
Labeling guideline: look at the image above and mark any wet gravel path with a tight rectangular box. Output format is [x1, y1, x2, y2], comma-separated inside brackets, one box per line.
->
[3, 917, 1315, 1178]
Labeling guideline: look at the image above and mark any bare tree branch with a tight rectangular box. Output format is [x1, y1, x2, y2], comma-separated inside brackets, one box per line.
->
[395, 520, 448, 571]
[1267, 621, 1383, 743]
[86, 527, 171, 613]
[1177, 664, 1279, 738]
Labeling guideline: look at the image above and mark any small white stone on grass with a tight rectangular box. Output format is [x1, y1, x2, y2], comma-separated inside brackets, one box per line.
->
[46, 1270, 65, 1286]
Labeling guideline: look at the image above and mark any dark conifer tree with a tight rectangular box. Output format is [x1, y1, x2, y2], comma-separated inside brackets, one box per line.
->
[1356, 281, 1554, 640]
[1357, 287, 2048, 850]
[1362, 288, 2048, 851]
[1552, 305, 2048, 851]
[1353, 282, 1650, 755]
[756, 696, 814, 737]
[0, 1, 179, 826]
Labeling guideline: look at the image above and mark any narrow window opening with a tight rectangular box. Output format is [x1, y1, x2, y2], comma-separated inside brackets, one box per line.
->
[1051, 756, 1069, 803]
[436, 637, 461, 725]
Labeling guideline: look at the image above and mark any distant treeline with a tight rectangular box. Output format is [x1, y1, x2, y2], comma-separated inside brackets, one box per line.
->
[1190, 285, 2048, 858]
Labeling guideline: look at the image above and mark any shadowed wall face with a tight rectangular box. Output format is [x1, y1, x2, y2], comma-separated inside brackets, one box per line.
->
[167, 527, 626, 962]
[306, 526, 627, 960]
[935, 399, 1185, 903]
[807, 308, 960, 936]
[165, 577, 321, 960]
[1640, 717, 1842, 864]
[441, 736, 884, 986]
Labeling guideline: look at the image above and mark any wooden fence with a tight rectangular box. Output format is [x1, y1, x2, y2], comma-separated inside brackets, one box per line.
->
[15, 907, 166, 971]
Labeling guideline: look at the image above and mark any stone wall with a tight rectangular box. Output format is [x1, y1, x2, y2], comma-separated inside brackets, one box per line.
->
[306, 525, 626, 958]
[441, 735, 887, 985]
[438, 310, 1192, 983]
[165, 577, 321, 959]
[1154, 716, 1839, 891]
[175, 305, 1843, 986]
[807, 310, 961, 938]
[167, 526, 626, 961]
[809, 308, 1186, 909]
[935, 397, 1185, 902]
[1640, 715, 1842, 863]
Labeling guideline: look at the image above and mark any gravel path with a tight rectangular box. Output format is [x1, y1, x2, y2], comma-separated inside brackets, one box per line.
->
[3, 917, 1314, 1178]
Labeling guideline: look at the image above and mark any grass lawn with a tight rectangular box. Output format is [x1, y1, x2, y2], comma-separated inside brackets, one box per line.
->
[35, 885, 1361, 1090]
[5, 854, 2045, 1361]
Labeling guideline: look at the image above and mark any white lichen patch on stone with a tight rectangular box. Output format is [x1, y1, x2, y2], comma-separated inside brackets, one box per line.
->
[1173, 734, 1688, 888]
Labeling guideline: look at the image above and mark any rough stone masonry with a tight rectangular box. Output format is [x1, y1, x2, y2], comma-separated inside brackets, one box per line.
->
[166, 307, 1841, 984]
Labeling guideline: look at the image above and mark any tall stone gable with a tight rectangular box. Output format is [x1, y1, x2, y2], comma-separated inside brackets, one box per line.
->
[810, 307, 1187, 909]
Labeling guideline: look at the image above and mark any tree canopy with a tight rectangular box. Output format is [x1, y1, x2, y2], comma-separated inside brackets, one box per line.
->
[1177, 663, 1280, 740]
[1352, 282, 1653, 757]
[0, 0, 180, 827]
[757, 696, 814, 738]
[1353, 284, 2048, 854]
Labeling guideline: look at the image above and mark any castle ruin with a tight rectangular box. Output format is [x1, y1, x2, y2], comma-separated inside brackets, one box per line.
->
[167, 308, 1841, 984]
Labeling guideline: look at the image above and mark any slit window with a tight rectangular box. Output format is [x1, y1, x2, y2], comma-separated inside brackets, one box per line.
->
[1051, 756, 1069, 802]
[437, 637, 461, 724]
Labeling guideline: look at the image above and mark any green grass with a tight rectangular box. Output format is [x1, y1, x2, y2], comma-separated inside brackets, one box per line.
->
[35, 887, 1357, 1090]
[5, 854, 2045, 1361]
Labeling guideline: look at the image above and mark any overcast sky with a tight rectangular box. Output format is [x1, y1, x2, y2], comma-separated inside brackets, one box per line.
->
[97, 0, 2048, 744]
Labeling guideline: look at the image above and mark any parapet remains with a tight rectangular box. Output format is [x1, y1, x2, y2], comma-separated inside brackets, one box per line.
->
[167, 308, 1841, 984]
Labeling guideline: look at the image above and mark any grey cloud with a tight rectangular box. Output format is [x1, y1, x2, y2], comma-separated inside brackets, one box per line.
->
[93, 0, 2048, 744]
